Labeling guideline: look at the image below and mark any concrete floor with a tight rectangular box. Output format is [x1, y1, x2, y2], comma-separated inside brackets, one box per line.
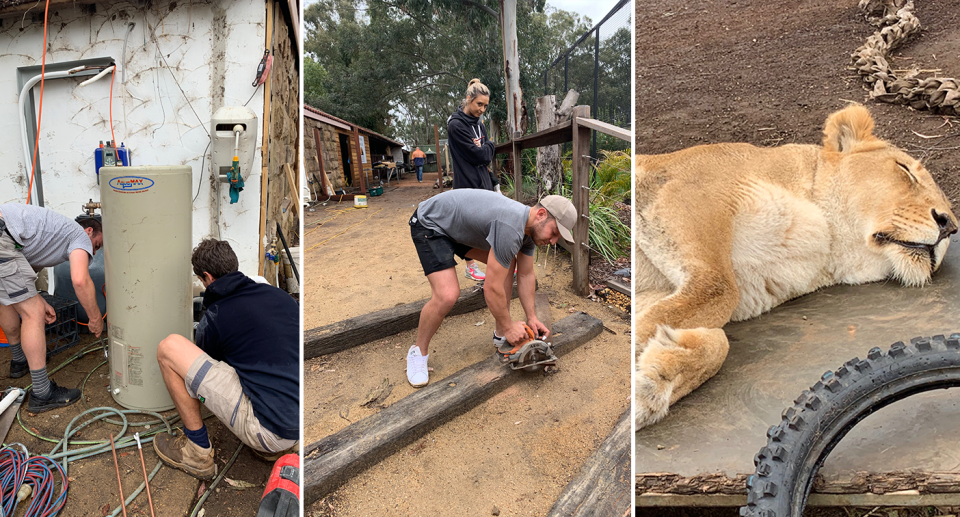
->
[637, 236, 960, 502]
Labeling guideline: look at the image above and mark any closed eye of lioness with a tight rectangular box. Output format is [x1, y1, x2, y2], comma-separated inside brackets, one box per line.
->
[634, 104, 958, 430]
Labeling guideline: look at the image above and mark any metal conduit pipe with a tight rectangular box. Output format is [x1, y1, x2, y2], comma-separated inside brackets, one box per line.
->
[78, 65, 114, 87]
[18, 68, 78, 204]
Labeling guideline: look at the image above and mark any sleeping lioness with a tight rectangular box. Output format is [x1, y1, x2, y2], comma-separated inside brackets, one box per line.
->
[635, 104, 958, 429]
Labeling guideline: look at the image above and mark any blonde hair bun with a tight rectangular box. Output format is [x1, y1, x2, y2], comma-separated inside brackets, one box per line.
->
[464, 78, 490, 103]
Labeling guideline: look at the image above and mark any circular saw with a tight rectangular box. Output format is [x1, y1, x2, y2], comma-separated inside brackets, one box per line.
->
[496, 323, 558, 372]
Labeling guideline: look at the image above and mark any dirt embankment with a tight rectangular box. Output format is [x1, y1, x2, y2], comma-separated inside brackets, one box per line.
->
[636, 0, 960, 205]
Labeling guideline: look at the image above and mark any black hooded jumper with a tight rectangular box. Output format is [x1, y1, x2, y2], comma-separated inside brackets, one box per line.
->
[195, 271, 299, 440]
[447, 107, 498, 190]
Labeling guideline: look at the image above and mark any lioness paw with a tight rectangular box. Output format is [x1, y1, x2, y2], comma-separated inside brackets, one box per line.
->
[636, 326, 731, 430]
[635, 370, 672, 430]
[653, 324, 682, 348]
[636, 324, 679, 356]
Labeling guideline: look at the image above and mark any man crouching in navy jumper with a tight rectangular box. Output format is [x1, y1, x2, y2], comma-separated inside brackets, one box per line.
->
[153, 239, 299, 480]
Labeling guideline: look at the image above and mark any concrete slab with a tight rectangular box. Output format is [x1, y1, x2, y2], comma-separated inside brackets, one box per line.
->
[637, 236, 960, 498]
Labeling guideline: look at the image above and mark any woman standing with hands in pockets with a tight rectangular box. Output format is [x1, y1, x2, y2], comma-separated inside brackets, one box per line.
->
[446, 78, 498, 281]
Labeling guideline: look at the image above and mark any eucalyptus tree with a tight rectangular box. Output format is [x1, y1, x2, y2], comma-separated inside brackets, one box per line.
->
[305, 0, 589, 146]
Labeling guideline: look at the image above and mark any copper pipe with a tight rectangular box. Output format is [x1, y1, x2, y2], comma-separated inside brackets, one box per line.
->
[110, 434, 128, 517]
[135, 433, 156, 517]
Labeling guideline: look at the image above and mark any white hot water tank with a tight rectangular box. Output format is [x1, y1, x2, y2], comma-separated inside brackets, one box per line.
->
[100, 166, 193, 411]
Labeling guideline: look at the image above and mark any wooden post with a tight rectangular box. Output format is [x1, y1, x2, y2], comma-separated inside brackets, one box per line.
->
[444, 141, 452, 185]
[512, 141, 522, 201]
[312, 168, 326, 201]
[257, 0, 275, 276]
[283, 163, 299, 219]
[353, 127, 367, 193]
[436, 134, 444, 185]
[434, 124, 443, 192]
[570, 106, 591, 296]
[534, 89, 580, 196]
[313, 127, 329, 196]
[534, 95, 557, 198]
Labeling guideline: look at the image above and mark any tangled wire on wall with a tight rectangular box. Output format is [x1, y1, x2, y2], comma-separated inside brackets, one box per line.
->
[852, 0, 960, 114]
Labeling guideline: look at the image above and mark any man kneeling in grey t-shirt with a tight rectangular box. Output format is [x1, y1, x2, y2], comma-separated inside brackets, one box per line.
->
[0, 204, 104, 413]
[406, 189, 577, 387]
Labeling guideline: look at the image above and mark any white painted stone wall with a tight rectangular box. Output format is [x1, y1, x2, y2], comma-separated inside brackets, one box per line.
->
[0, 0, 267, 275]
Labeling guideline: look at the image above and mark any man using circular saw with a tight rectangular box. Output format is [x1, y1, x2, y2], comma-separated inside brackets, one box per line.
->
[406, 188, 577, 387]
[0, 203, 103, 413]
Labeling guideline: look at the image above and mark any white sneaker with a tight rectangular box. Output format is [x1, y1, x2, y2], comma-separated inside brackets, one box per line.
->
[493, 332, 507, 349]
[406, 345, 429, 387]
[465, 262, 486, 281]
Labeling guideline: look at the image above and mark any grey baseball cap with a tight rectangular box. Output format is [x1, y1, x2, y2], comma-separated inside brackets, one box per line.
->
[539, 195, 577, 243]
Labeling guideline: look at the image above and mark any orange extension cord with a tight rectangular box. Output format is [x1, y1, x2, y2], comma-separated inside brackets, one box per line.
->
[77, 284, 108, 327]
[26, 0, 50, 205]
[27, 0, 120, 204]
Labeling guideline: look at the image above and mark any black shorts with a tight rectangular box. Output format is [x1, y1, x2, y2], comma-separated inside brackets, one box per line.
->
[409, 211, 472, 276]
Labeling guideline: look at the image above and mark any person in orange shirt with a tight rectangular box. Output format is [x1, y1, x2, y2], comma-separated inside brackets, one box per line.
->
[411, 147, 427, 183]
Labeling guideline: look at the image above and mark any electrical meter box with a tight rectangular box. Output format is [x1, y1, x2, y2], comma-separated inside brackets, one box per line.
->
[95, 141, 131, 183]
[210, 107, 259, 182]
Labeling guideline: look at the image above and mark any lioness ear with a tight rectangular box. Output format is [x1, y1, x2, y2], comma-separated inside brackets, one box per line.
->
[822, 104, 877, 153]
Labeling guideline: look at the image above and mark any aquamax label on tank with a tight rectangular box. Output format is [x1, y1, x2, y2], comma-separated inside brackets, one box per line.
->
[107, 176, 155, 193]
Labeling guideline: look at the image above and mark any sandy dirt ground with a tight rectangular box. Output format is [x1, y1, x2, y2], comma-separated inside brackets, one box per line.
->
[637, 0, 960, 515]
[303, 176, 631, 516]
[0, 332, 279, 516]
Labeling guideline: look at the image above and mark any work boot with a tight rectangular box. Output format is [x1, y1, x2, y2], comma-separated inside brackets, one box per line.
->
[28, 381, 80, 413]
[8, 359, 28, 379]
[153, 431, 217, 480]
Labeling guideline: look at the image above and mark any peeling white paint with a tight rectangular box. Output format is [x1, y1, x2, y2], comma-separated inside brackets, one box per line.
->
[0, 0, 267, 274]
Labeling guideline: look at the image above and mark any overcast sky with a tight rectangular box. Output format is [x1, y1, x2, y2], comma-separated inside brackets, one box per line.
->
[546, 0, 623, 24]
[303, 0, 627, 25]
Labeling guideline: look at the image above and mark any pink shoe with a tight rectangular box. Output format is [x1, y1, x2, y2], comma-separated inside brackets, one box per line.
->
[465, 263, 485, 281]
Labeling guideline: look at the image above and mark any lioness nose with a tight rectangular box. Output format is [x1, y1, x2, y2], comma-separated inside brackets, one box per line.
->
[933, 209, 958, 238]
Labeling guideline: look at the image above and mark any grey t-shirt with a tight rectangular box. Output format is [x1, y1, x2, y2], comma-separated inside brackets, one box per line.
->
[416, 189, 536, 268]
[0, 204, 93, 268]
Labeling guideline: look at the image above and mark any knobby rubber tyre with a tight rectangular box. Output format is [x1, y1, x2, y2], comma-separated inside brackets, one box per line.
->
[740, 333, 960, 517]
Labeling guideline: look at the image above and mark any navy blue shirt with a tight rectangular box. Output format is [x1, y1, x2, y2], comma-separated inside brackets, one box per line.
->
[195, 271, 299, 440]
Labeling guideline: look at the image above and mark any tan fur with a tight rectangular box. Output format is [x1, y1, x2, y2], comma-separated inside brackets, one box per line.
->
[635, 105, 958, 429]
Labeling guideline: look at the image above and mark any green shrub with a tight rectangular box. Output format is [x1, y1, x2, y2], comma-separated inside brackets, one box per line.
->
[557, 150, 631, 264]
